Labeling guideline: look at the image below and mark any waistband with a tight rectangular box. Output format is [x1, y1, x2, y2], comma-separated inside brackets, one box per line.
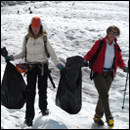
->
[28, 62, 48, 76]
[103, 67, 113, 72]
[27, 61, 48, 65]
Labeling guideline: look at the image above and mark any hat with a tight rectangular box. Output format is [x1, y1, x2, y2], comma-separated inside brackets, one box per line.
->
[31, 17, 41, 28]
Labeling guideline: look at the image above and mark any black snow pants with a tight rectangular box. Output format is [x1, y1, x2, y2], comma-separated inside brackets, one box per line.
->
[25, 64, 48, 120]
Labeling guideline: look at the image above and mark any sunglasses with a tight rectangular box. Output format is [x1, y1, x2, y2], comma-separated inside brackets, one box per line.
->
[32, 27, 40, 30]
[109, 31, 118, 36]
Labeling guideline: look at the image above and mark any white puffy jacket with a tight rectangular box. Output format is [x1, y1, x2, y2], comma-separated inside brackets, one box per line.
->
[14, 35, 61, 66]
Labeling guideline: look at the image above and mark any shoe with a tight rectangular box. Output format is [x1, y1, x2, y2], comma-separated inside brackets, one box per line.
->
[107, 116, 114, 129]
[24, 117, 33, 127]
[93, 114, 104, 126]
[41, 109, 49, 116]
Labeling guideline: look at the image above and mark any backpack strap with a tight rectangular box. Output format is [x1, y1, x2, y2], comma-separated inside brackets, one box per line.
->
[25, 34, 29, 62]
[94, 39, 104, 60]
[89, 39, 104, 69]
[43, 35, 50, 58]
[117, 44, 122, 52]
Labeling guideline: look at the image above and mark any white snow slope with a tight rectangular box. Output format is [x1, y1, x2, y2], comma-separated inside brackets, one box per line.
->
[1, 1, 129, 129]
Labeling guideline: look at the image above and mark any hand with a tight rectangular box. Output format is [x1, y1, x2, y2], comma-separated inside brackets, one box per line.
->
[5, 55, 14, 62]
[59, 66, 65, 71]
[83, 59, 89, 67]
[57, 63, 65, 71]
[123, 66, 129, 73]
[1, 47, 8, 57]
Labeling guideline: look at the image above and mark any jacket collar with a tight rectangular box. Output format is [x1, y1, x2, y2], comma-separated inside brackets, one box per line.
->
[103, 36, 117, 44]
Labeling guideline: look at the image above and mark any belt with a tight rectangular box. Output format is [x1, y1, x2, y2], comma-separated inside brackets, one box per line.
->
[102, 68, 114, 79]
[103, 67, 113, 72]
[28, 61, 48, 65]
[28, 62, 48, 76]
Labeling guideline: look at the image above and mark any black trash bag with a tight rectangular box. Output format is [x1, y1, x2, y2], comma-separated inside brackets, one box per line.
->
[1, 61, 27, 109]
[56, 56, 84, 114]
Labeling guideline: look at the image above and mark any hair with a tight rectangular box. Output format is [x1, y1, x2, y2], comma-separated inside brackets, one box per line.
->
[106, 25, 120, 37]
[27, 24, 47, 38]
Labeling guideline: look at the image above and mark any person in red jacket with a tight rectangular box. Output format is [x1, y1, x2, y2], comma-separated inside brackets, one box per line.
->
[84, 25, 129, 129]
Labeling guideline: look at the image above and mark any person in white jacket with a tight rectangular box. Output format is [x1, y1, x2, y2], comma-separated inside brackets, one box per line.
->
[6, 16, 64, 126]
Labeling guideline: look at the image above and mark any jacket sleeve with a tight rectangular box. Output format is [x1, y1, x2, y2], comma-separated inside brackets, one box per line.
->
[14, 36, 26, 60]
[116, 44, 126, 69]
[46, 36, 61, 66]
[84, 39, 100, 61]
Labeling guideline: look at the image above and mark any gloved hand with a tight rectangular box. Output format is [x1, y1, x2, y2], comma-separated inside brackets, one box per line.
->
[57, 63, 65, 71]
[1, 47, 8, 57]
[83, 59, 89, 67]
[5, 55, 14, 62]
[123, 66, 129, 73]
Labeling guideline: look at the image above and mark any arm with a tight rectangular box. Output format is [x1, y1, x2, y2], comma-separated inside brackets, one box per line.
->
[84, 39, 100, 61]
[116, 45, 126, 70]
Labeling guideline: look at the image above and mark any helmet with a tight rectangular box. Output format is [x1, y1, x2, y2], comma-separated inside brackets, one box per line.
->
[16, 64, 29, 73]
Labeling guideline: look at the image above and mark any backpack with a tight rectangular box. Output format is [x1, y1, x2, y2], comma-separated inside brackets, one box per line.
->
[24, 34, 50, 62]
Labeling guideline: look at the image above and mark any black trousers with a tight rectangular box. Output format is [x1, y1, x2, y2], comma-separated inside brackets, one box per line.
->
[25, 64, 48, 120]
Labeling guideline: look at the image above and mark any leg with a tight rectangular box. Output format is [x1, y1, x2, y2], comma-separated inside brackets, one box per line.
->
[95, 97, 104, 117]
[38, 64, 48, 110]
[25, 70, 37, 120]
[105, 76, 113, 93]
[95, 73, 113, 118]
[93, 73, 112, 120]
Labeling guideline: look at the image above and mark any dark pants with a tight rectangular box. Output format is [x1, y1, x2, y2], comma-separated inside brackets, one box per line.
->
[25, 64, 48, 120]
[93, 71, 113, 120]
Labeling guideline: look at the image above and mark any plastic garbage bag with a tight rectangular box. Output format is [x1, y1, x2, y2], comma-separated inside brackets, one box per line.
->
[56, 56, 84, 114]
[1, 61, 27, 109]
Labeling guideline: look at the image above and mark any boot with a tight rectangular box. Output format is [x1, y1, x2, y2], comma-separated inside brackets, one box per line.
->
[107, 116, 114, 129]
[93, 114, 104, 126]
[24, 117, 33, 127]
[41, 109, 49, 116]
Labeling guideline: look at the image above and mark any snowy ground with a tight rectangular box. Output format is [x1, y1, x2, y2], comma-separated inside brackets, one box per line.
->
[1, 1, 129, 129]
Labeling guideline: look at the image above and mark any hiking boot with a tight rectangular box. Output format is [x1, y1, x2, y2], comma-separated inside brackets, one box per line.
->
[107, 116, 114, 129]
[24, 117, 33, 127]
[41, 109, 49, 116]
[93, 114, 104, 126]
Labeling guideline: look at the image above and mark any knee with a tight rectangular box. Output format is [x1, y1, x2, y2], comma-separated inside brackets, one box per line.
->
[100, 92, 109, 99]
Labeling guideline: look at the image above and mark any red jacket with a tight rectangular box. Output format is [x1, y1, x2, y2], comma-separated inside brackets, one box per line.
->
[84, 37, 126, 77]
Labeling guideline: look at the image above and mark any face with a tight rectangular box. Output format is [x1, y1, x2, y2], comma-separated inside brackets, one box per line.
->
[107, 29, 118, 42]
[32, 27, 40, 36]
